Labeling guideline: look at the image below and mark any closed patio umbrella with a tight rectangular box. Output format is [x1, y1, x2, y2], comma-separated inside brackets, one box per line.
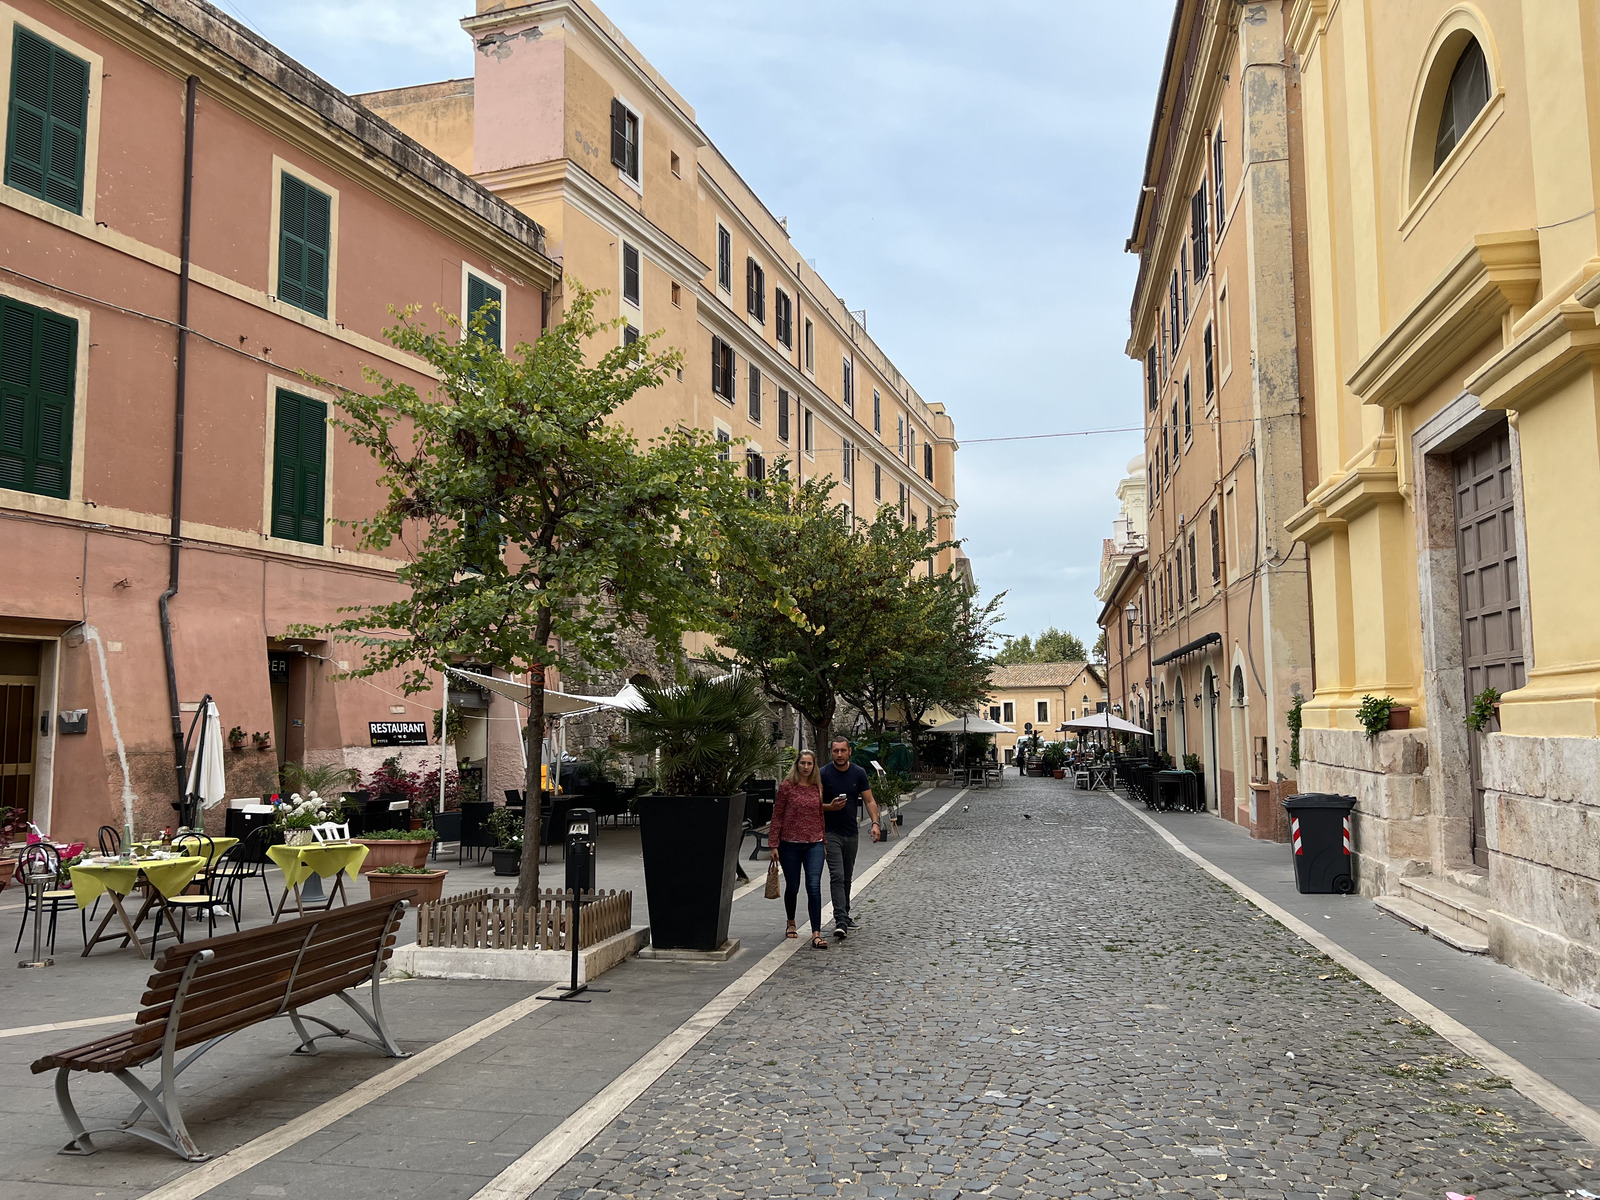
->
[182, 696, 227, 830]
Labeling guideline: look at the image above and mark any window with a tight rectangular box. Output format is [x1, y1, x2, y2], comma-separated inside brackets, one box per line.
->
[1175, 547, 1184, 608]
[1159, 305, 1168, 380]
[746, 257, 765, 322]
[873, 461, 882, 501]
[716, 427, 730, 461]
[1434, 39, 1489, 171]
[745, 450, 765, 498]
[842, 438, 853, 482]
[464, 270, 503, 349]
[748, 363, 761, 424]
[711, 336, 735, 401]
[803, 319, 814, 372]
[670, 151, 681, 177]
[777, 387, 790, 442]
[1182, 372, 1191, 442]
[1217, 286, 1232, 378]
[623, 324, 639, 351]
[1145, 346, 1158, 411]
[609, 98, 640, 183]
[923, 441, 934, 483]
[270, 388, 327, 544]
[1002, 701, 1014, 725]
[897, 415, 906, 458]
[775, 289, 792, 347]
[1203, 322, 1214, 402]
[670, 281, 681, 307]
[842, 357, 853, 411]
[1179, 245, 1189, 321]
[622, 243, 640, 307]
[898, 481, 907, 516]
[716, 225, 732, 292]
[803, 408, 814, 456]
[907, 427, 916, 467]
[1036, 700, 1049, 724]
[1209, 506, 1221, 583]
[1188, 532, 1198, 600]
[1170, 400, 1179, 459]
[1212, 124, 1225, 232]
[989, 706, 1001, 723]
[1168, 273, 1180, 352]
[0, 296, 76, 498]
[873, 389, 881, 433]
[5, 27, 89, 214]
[1190, 186, 1209, 281]
[277, 171, 332, 318]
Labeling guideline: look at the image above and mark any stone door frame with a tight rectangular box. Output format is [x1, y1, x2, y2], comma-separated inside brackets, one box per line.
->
[1410, 393, 1535, 875]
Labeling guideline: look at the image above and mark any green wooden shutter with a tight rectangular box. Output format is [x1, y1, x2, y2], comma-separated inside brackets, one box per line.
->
[270, 389, 326, 544]
[277, 173, 331, 318]
[5, 27, 90, 214]
[466, 273, 501, 348]
[0, 297, 76, 499]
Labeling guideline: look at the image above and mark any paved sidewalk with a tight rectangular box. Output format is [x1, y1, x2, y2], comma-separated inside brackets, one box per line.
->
[1130, 792, 1600, 1112]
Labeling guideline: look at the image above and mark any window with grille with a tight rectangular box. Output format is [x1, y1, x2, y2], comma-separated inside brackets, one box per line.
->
[5, 27, 89, 214]
[0, 296, 77, 499]
[748, 364, 761, 423]
[277, 172, 332, 318]
[622, 243, 640, 307]
[270, 389, 327, 544]
[609, 98, 640, 182]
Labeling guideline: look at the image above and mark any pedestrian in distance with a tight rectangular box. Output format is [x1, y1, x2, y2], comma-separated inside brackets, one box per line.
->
[820, 735, 881, 940]
[771, 750, 829, 950]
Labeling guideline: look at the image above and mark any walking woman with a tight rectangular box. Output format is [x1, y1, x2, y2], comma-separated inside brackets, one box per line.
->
[771, 749, 828, 949]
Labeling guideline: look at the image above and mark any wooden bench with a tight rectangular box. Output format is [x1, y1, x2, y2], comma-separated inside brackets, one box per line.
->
[31, 891, 415, 1162]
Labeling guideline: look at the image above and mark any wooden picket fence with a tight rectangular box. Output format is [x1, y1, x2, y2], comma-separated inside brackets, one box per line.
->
[415, 887, 632, 951]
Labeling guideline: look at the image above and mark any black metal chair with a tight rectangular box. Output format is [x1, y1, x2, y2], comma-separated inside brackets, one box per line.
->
[504, 789, 524, 807]
[234, 825, 276, 911]
[430, 809, 462, 862]
[13, 844, 82, 955]
[154, 834, 223, 943]
[97, 825, 121, 855]
[460, 801, 495, 863]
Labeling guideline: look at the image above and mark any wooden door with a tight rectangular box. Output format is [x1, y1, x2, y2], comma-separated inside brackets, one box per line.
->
[0, 641, 41, 819]
[1454, 427, 1525, 868]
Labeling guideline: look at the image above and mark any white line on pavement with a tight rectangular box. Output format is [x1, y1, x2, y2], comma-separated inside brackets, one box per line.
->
[0, 1012, 137, 1040]
[466, 787, 970, 1200]
[1111, 789, 1600, 1147]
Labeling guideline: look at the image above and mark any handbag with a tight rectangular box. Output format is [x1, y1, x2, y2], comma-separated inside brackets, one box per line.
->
[764, 855, 781, 899]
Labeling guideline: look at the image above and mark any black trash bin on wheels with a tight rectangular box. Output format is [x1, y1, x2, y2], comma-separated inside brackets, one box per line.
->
[1282, 793, 1357, 894]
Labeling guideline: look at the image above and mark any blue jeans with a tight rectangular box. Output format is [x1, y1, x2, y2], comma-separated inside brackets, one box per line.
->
[778, 840, 825, 933]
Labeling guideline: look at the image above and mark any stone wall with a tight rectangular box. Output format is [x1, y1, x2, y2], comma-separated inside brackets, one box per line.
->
[1481, 732, 1600, 1009]
[1300, 727, 1430, 896]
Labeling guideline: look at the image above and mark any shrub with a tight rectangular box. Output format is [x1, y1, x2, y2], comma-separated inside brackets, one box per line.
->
[1356, 694, 1398, 742]
[361, 827, 436, 841]
[487, 806, 524, 849]
[372, 863, 437, 875]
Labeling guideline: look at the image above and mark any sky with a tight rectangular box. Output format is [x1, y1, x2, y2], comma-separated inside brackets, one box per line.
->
[221, 0, 1174, 646]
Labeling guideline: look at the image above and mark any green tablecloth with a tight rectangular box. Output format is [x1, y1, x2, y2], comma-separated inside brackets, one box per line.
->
[267, 842, 369, 888]
[69, 855, 207, 909]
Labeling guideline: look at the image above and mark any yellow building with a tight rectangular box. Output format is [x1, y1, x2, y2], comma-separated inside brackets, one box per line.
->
[982, 663, 1107, 764]
[1286, 0, 1600, 1004]
[359, 0, 961, 578]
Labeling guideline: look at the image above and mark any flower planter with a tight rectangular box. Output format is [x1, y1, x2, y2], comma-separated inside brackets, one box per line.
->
[0, 856, 17, 892]
[637, 792, 743, 952]
[1387, 706, 1411, 731]
[283, 828, 315, 847]
[490, 846, 521, 877]
[1052, 769, 1066, 780]
[353, 838, 431, 873]
[408, 816, 425, 831]
[367, 869, 448, 905]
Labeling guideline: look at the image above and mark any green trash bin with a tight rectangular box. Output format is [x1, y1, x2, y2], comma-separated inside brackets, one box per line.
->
[1282, 793, 1357, 894]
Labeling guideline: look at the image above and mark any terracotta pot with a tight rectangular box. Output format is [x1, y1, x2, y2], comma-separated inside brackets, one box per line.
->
[229, 739, 246, 752]
[0, 857, 17, 893]
[353, 837, 431, 873]
[408, 816, 425, 831]
[367, 868, 447, 905]
[1386, 706, 1411, 731]
[1052, 769, 1066, 779]
[255, 740, 272, 752]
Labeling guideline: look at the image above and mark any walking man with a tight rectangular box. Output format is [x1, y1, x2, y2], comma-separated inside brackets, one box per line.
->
[820, 736, 880, 939]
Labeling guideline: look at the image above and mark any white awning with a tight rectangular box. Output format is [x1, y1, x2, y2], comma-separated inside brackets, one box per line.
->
[447, 668, 643, 716]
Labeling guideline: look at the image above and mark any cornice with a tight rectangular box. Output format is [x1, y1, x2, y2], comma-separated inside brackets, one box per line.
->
[1468, 301, 1600, 413]
[1287, 0, 1332, 61]
[1283, 499, 1344, 546]
[462, 1, 706, 149]
[1346, 232, 1537, 410]
[52, 0, 559, 291]
[1320, 465, 1403, 523]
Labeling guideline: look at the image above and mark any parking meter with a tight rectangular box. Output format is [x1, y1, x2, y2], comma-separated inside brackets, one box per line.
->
[564, 807, 597, 895]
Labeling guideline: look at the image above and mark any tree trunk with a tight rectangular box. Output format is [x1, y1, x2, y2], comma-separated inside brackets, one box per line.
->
[516, 667, 545, 907]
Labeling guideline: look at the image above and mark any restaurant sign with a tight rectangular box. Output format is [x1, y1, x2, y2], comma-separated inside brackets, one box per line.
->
[369, 721, 428, 747]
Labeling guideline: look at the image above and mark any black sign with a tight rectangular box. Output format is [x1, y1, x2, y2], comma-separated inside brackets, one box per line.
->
[268, 652, 292, 683]
[369, 721, 428, 747]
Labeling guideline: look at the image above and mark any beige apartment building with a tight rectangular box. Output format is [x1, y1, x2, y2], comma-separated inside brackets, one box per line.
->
[360, 0, 961, 577]
[983, 663, 1107, 764]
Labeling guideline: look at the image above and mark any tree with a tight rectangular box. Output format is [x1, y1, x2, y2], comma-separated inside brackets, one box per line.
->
[995, 625, 1087, 664]
[1092, 629, 1107, 662]
[888, 577, 1003, 767]
[707, 480, 940, 752]
[305, 285, 744, 905]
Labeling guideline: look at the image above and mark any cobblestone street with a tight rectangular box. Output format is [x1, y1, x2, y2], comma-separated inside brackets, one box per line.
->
[536, 779, 1598, 1200]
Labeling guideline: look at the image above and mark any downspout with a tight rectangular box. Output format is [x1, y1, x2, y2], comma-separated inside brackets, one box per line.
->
[159, 75, 199, 804]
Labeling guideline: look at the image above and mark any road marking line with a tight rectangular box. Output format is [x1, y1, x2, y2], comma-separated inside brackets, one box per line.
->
[1110, 789, 1600, 1147]
[0, 1012, 137, 1040]
[466, 788, 970, 1200]
[138, 990, 556, 1200]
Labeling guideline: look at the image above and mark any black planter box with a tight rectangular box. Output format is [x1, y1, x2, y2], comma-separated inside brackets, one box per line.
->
[637, 792, 744, 952]
[490, 846, 520, 877]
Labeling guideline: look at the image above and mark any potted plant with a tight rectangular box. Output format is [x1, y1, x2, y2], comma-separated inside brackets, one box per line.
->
[366, 862, 449, 905]
[1040, 743, 1067, 779]
[0, 804, 25, 892]
[486, 807, 524, 877]
[1356, 694, 1409, 740]
[273, 791, 336, 845]
[228, 725, 246, 751]
[252, 730, 272, 752]
[625, 674, 785, 952]
[353, 826, 435, 872]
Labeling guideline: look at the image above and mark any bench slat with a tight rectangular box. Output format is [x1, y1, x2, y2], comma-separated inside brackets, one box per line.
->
[138, 923, 397, 1012]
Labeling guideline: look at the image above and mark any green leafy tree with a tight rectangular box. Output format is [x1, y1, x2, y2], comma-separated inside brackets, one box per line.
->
[995, 625, 1087, 665]
[1092, 629, 1107, 662]
[303, 285, 744, 905]
[889, 576, 1002, 767]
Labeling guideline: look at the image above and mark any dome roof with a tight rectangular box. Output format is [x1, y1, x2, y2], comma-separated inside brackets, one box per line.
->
[1126, 455, 1145, 476]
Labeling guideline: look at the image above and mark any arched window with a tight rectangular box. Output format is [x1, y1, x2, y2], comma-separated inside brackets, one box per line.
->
[1434, 38, 1489, 171]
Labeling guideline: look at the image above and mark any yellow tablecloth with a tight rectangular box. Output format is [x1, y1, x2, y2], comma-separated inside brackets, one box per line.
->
[267, 843, 369, 888]
[172, 836, 239, 866]
[69, 855, 207, 909]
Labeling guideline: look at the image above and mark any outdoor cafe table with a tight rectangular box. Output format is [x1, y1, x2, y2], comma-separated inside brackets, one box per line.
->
[1087, 763, 1115, 789]
[266, 842, 368, 922]
[172, 835, 239, 866]
[70, 854, 209, 958]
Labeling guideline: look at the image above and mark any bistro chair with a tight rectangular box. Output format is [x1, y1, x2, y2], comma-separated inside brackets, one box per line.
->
[161, 839, 248, 939]
[310, 821, 351, 843]
[236, 825, 276, 912]
[153, 835, 228, 943]
[12, 844, 82, 955]
[97, 825, 122, 856]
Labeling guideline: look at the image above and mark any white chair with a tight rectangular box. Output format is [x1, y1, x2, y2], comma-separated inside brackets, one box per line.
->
[310, 821, 350, 843]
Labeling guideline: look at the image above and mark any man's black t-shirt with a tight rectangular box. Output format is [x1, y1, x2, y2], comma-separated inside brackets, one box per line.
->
[819, 761, 871, 837]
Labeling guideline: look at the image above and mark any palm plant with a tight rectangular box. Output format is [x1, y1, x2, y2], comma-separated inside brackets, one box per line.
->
[279, 761, 359, 799]
[624, 673, 785, 796]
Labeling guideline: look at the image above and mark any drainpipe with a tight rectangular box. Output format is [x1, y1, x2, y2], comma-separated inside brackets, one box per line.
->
[159, 75, 199, 804]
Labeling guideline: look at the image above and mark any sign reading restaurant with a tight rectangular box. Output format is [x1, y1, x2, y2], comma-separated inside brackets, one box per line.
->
[369, 721, 428, 747]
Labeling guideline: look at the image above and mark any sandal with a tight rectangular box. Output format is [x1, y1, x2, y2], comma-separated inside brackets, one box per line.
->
[785, 921, 797, 939]
[811, 933, 828, 950]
